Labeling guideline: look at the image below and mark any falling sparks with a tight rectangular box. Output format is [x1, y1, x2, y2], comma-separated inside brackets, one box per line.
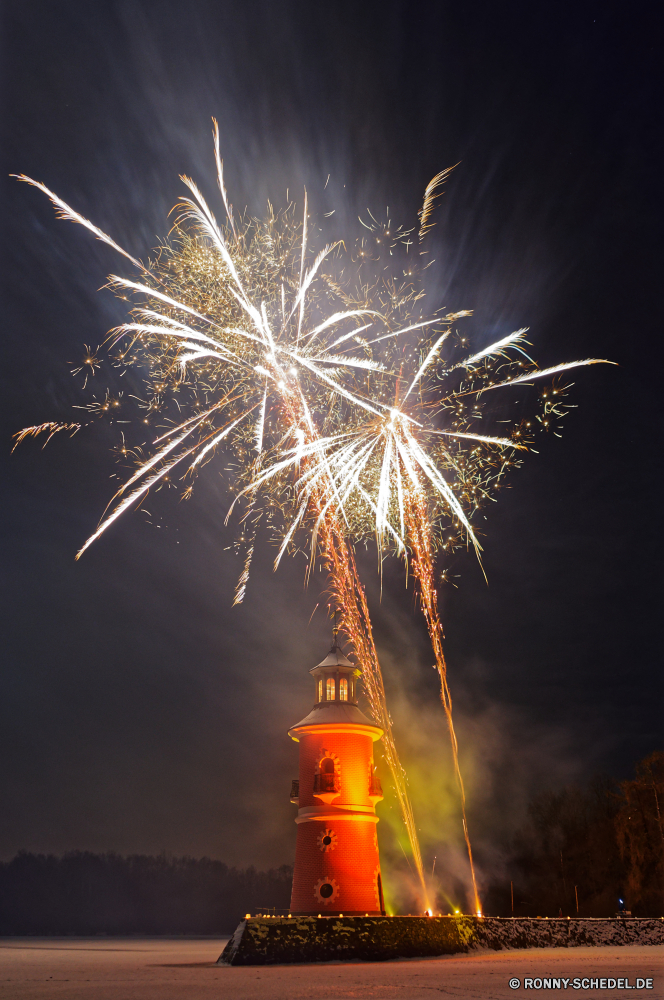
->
[12, 421, 82, 451]
[70, 345, 101, 387]
[13, 127, 613, 913]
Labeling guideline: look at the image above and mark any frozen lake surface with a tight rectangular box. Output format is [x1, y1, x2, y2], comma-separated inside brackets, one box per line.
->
[0, 938, 661, 999]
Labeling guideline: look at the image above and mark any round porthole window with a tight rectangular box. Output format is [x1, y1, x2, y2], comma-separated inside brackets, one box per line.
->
[314, 876, 340, 904]
[317, 828, 338, 852]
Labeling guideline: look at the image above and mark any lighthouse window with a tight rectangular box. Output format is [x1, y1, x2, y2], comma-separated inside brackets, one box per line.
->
[321, 757, 335, 775]
[318, 679, 323, 702]
[314, 875, 339, 903]
[326, 677, 335, 700]
[317, 827, 338, 851]
[339, 677, 348, 701]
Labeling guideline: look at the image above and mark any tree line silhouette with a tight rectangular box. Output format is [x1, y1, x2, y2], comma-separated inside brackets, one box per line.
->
[0, 854, 292, 934]
[484, 751, 663, 917]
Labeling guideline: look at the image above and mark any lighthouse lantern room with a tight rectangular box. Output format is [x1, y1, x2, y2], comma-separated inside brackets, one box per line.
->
[288, 639, 386, 915]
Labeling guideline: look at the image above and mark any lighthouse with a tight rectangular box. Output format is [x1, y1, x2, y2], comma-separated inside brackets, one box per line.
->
[288, 639, 386, 915]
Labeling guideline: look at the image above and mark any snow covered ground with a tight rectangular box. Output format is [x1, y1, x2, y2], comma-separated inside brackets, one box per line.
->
[0, 938, 661, 999]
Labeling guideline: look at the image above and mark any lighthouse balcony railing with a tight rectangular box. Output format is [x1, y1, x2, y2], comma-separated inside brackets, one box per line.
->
[313, 773, 340, 795]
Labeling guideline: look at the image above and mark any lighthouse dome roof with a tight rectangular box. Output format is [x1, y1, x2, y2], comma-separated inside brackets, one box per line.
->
[288, 700, 383, 740]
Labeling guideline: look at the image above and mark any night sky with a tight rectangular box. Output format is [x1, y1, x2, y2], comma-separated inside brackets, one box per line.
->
[1, 0, 661, 903]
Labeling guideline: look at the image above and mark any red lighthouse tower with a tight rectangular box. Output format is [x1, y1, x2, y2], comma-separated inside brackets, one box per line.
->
[288, 640, 386, 915]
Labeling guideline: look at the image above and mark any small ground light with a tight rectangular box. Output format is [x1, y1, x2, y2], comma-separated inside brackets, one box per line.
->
[454, 909, 460, 914]
[288, 913, 292, 918]
[245, 913, 250, 919]
[476, 911, 482, 917]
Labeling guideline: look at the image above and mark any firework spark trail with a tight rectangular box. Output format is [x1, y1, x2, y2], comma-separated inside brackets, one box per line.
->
[405, 494, 480, 914]
[319, 513, 430, 909]
[12, 422, 82, 450]
[418, 165, 458, 241]
[11, 175, 147, 273]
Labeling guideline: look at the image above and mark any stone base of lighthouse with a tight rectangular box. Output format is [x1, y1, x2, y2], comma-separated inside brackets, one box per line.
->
[218, 916, 664, 966]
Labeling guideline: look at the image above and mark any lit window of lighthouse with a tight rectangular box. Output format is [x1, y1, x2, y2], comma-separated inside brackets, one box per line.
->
[318, 679, 323, 702]
[321, 756, 335, 775]
[339, 677, 348, 701]
[326, 677, 335, 700]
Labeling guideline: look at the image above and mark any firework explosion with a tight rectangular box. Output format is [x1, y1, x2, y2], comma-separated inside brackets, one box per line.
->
[13, 123, 611, 912]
